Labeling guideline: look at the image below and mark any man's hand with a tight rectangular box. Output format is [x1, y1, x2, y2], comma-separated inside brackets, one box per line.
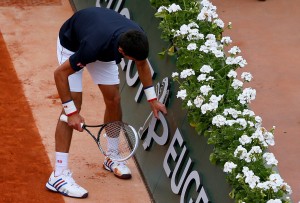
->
[66, 113, 85, 132]
[149, 100, 167, 119]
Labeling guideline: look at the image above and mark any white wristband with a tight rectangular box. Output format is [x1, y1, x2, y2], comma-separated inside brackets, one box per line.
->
[62, 100, 77, 116]
[144, 86, 157, 102]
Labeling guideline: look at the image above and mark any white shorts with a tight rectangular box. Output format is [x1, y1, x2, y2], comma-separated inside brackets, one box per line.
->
[56, 38, 120, 92]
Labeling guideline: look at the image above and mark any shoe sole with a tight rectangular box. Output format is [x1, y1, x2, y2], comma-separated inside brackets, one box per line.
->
[46, 182, 88, 199]
[103, 164, 132, 179]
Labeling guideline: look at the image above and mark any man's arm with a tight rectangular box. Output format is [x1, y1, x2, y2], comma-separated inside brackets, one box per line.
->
[54, 59, 74, 102]
[135, 60, 167, 118]
[54, 59, 84, 131]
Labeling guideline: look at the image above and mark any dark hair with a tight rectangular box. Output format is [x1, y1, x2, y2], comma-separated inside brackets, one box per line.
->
[118, 30, 149, 60]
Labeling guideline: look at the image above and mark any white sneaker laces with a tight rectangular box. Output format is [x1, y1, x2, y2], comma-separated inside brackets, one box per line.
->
[62, 170, 80, 187]
[107, 150, 127, 165]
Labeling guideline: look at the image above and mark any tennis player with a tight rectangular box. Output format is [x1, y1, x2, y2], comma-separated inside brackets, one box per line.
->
[45, 7, 167, 198]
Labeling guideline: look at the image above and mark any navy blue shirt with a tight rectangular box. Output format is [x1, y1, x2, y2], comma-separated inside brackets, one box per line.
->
[59, 7, 144, 71]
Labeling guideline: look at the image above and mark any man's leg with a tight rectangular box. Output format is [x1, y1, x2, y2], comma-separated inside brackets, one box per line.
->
[46, 91, 88, 198]
[54, 92, 82, 177]
[98, 84, 122, 123]
[46, 38, 88, 198]
[99, 84, 132, 179]
[55, 92, 82, 153]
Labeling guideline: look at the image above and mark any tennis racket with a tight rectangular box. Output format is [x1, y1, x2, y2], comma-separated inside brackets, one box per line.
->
[60, 114, 139, 162]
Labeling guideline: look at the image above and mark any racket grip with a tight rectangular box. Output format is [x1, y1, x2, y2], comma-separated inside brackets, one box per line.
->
[59, 114, 84, 128]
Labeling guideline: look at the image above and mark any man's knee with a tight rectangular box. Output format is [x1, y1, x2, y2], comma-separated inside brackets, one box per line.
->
[105, 94, 121, 108]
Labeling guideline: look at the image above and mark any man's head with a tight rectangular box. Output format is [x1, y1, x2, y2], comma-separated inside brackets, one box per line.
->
[118, 30, 149, 61]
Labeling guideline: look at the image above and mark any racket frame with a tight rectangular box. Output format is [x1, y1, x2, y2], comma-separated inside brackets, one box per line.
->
[59, 114, 138, 162]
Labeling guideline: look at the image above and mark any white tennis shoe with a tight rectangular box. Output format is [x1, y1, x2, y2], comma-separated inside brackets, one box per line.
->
[103, 152, 132, 179]
[46, 169, 88, 198]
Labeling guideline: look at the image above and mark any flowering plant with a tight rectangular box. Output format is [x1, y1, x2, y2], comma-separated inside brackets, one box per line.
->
[151, 0, 292, 202]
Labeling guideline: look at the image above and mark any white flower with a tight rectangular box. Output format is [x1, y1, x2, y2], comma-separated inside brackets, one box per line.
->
[206, 76, 215, 81]
[226, 56, 247, 67]
[263, 152, 278, 165]
[257, 181, 270, 191]
[225, 57, 235, 65]
[226, 119, 236, 126]
[236, 118, 247, 129]
[157, 6, 167, 13]
[200, 65, 213, 73]
[258, 177, 291, 194]
[209, 94, 223, 103]
[241, 72, 253, 82]
[251, 128, 267, 146]
[187, 43, 197, 51]
[237, 88, 256, 104]
[187, 100, 193, 107]
[231, 79, 243, 89]
[242, 167, 260, 189]
[283, 183, 292, 194]
[206, 34, 216, 40]
[255, 116, 262, 124]
[255, 116, 262, 128]
[227, 70, 237, 78]
[234, 145, 248, 160]
[188, 22, 199, 29]
[248, 146, 262, 161]
[245, 174, 260, 189]
[248, 121, 254, 127]
[199, 45, 209, 53]
[235, 56, 248, 67]
[205, 39, 218, 49]
[212, 115, 226, 127]
[197, 6, 218, 22]
[200, 85, 212, 96]
[199, 35, 223, 56]
[212, 49, 224, 58]
[221, 36, 232, 45]
[228, 46, 241, 55]
[270, 174, 284, 186]
[209, 100, 219, 111]
[197, 74, 207, 82]
[176, 24, 189, 35]
[201, 103, 213, 114]
[264, 131, 275, 146]
[223, 161, 237, 173]
[172, 72, 179, 78]
[180, 69, 195, 78]
[200, 0, 217, 10]
[239, 134, 252, 145]
[167, 3, 182, 13]
[223, 108, 241, 119]
[213, 18, 224, 28]
[176, 89, 187, 100]
[266, 199, 282, 203]
[186, 26, 204, 41]
[194, 95, 205, 108]
[242, 109, 255, 117]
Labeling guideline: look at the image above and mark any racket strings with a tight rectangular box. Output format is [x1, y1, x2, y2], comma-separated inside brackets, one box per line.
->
[101, 122, 137, 160]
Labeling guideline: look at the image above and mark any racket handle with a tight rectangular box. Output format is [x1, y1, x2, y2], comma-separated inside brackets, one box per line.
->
[59, 114, 84, 128]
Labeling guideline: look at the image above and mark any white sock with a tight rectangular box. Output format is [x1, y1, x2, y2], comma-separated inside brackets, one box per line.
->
[55, 152, 69, 176]
[107, 137, 119, 152]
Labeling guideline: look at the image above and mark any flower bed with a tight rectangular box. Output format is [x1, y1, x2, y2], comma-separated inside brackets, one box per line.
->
[151, 0, 292, 202]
